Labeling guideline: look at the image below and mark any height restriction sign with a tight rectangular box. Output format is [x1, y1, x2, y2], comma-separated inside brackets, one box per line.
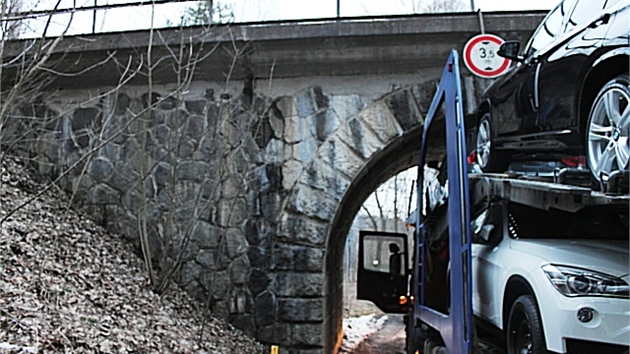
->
[463, 34, 510, 78]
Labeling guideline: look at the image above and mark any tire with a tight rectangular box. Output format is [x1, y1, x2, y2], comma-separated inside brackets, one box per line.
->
[586, 74, 630, 183]
[506, 295, 547, 354]
[405, 318, 425, 354]
[476, 114, 511, 172]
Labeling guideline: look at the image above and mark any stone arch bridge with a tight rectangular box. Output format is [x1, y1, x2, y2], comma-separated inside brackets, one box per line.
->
[2, 11, 543, 353]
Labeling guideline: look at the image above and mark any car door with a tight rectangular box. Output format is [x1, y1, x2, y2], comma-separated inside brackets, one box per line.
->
[536, 0, 610, 135]
[356, 230, 409, 313]
[490, 2, 569, 138]
[511, 1, 571, 135]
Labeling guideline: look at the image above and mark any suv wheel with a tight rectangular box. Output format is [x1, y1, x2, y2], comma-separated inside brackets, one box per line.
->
[507, 295, 546, 354]
[586, 74, 630, 183]
[476, 114, 511, 172]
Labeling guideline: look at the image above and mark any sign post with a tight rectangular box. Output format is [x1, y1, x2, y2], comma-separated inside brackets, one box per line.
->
[463, 34, 510, 78]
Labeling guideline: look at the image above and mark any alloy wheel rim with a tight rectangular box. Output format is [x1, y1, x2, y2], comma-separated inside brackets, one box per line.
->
[477, 120, 491, 168]
[587, 85, 630, 181]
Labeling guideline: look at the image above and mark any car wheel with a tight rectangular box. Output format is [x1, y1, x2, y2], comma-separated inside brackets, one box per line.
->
[586, 74, 630, 183]
[476, 114, 511, 172]
[507, 295, 546, 354]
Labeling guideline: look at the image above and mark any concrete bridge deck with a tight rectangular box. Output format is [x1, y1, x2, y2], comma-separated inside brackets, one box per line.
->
[4, 11, 545, 88]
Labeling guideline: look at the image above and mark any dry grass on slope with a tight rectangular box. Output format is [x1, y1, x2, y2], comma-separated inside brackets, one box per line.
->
[0, 158, 264, 354]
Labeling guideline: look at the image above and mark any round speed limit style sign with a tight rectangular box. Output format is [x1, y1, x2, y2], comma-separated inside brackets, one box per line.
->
[463, 34, 511, 78]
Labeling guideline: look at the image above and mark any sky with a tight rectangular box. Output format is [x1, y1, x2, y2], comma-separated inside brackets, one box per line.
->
[16, 0, 557, 37]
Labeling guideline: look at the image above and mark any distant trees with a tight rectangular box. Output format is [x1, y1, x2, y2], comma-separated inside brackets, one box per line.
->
[172, 0, 234, 26]
[420, 0, 467, 13]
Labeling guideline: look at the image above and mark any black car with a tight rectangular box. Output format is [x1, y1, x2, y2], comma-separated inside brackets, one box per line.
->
[475, 0, 629, 185]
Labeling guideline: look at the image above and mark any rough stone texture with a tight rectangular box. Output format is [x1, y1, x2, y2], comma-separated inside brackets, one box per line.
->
[2, 72, 487, 353]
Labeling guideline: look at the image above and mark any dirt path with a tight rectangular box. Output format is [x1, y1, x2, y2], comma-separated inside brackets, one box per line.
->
[349, 315, 406, 354]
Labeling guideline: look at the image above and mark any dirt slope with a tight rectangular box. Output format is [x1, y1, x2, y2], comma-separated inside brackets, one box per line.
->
[0, 157, 264, 354]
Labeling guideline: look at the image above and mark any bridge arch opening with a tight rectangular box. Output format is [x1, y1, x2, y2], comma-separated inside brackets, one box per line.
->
[325, 125, 423, 353]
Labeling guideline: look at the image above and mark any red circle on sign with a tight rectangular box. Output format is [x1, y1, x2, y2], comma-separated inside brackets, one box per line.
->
[463, 34, 511, 78]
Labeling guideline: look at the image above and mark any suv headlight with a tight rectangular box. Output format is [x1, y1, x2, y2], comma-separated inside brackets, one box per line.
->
[542, 264, 629, 298]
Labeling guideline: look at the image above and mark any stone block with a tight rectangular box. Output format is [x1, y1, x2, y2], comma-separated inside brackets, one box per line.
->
[260, 192, 284, 222]
[201, 270, 229, 300]
[264, 138, 287, 164]
[336, 117, 384, 160]
[287, 184, 337, 222]
[257, 323, 291, 346]
[278, 298, 324, 322]
[176, 161, 209, 182]
[296, 86, 328, 118]
[284, 115, 314, 144]
[88, 157, 114, 183]
[291, 138, 318, 163]
[248, 268, 270, 295]
[197, 249, 216, 269]
[184, 100, 206, 115]
[184, 114, 206, 142]
[272, 244, 325, 273]
[302, 159, 350, 199]
[281, 160, 303, 190]
[191, 220, 220, 249]
[270, 272, 323, 297]
[228, 285, 252, 314]
[229, 255, 250, 285]
[87, 183, 120, 204]
[226, 227, 248, 258]
[291, 323, 324, 347]
[72, 107, 100, 131]
[179, 259, 202, 286]
[385, 89, 422, 131]
[229, 314, 255, 337]
[312, 109, 340, 143]
[358, 101, 403, 144]
[317, 136, 365, 179]
[277, 214, 328, 246]
[328, 94, 365, 122]
[221, 174, 245, 199]
[254, 291, 276, 327]
[217, 198, 247, 227]
[253, 115, 274, 149]
[245, 219, 267, 247]
[411, 79, 438, 115]
[177, 140, 195, 159]
[274, 96, 297, 119]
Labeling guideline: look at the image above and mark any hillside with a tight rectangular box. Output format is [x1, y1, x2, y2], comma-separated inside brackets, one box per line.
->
[0, 157, 264, 353]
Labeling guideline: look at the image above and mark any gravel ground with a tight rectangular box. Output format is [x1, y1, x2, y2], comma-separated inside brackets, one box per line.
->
[0, 157, 265, 354]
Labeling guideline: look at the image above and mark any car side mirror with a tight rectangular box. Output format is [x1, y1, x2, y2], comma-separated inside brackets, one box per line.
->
[498, 41, 523, 62]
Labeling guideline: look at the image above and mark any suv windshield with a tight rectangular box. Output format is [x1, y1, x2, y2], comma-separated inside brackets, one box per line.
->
[508, 203, 629, 240]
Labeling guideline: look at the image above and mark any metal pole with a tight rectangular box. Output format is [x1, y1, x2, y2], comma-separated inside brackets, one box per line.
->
[477, 9, 484, 34]
[337, 0, 340, 18]
[92, 0, 96, 33]
[470, 0, 475, 11]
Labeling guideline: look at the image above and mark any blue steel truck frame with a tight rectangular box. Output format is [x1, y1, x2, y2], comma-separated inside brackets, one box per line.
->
[357, 50, 474, 354]
[355, 50, 630, 354]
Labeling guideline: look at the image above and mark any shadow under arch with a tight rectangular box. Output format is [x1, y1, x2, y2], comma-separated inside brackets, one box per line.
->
[324, 124, 423, 353]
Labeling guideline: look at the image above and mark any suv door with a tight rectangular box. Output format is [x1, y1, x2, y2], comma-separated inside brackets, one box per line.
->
[357, 231, 409, 313]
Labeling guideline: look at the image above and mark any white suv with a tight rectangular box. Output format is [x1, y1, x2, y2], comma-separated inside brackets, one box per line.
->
[471, 200, 629, 354]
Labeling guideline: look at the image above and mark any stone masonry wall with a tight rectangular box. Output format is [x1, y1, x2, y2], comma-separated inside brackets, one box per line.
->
[2, 73, 488, 353]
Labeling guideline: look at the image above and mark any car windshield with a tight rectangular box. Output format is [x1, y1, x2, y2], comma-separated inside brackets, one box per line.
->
[508, 203, 629, 240]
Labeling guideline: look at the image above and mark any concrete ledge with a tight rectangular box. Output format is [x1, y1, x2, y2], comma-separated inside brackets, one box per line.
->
[2, 11, 545, 88]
